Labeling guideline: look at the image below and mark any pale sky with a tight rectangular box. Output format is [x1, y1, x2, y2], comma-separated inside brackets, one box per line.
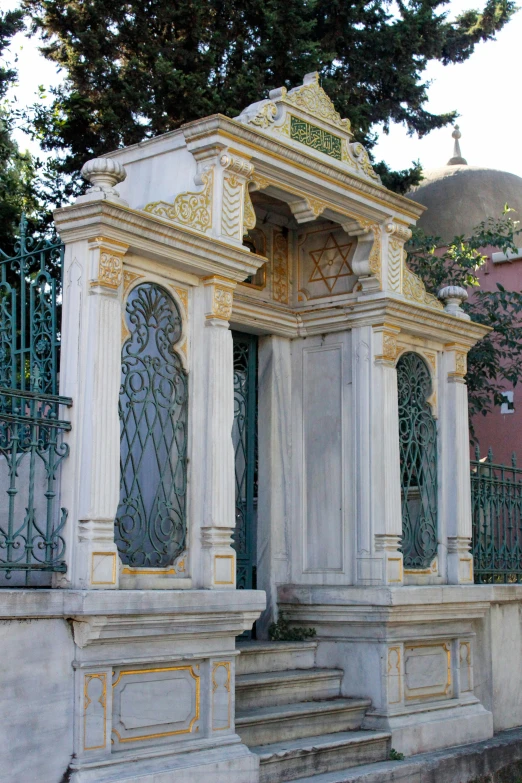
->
[4, 0, 522, 178]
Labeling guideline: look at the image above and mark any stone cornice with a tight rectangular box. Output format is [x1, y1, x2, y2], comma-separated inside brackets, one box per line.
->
[54, 199, 266, 282]
[0, 588, 266, 620]
[232, 292, 491, 346]
[181, 115, 426, 222]
[278, 584, 502, 627]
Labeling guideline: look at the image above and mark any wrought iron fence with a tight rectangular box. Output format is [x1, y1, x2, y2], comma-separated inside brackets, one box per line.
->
[0, 216, 70, 584]
[471, 447, 522, 583]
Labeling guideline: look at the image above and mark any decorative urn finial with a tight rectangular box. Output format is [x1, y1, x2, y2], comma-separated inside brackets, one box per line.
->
[447, 124, 467, 166]
[438, 285, 470, 320]
[77, 157, 128, 204]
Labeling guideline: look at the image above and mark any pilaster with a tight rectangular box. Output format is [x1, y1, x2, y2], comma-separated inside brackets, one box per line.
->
[353, 324, 403, 585]
[442, 343, 474, 584]
[257, 335, 292, 633]
[200, 276, 238, 588]
[58, 233, 128, 589]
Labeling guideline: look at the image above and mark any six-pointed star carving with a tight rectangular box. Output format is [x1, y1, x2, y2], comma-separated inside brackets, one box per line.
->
[309, 233, 354, 292]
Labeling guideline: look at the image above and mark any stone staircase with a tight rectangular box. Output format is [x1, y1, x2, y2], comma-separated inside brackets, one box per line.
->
[236, 641, 391, 783]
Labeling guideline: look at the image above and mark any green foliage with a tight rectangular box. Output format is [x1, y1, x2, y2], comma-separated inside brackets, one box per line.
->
[0, 9, 61, 253]
[374, 160, 424, 195]
[0, 9, 41, 253]
[389, 748, 405, 761]
[19, 0, 516, 191]
[268, 612, 317, 642]
[406, 210, 522, 429]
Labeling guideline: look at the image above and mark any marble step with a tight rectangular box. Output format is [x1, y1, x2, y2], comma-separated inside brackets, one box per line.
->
[237, 640, 317, 675]
[236, 697, 371, 746]
[236, 667, 343, 710]
[251, 730, 391, 783]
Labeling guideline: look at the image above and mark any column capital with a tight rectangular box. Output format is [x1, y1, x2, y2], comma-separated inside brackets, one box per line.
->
[444, 342, 468, 381]
[88, 236, 129, 293]
[203, 275, 236, 324]
[373, 323, 401, 365]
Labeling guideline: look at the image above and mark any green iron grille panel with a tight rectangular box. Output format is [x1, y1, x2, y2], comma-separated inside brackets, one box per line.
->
[0, 216, 69, 582]
[232, 332, 257, 591]
[397, 352, 438, 569]
[289, 115, 342, 160]
[116, 283, 188, 567]
[471, 448, 522, 583]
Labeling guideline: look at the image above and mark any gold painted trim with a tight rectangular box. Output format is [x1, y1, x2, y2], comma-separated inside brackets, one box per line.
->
[171, 285, 189, 315]
[121, 553, 187, 577]
[387, 646, 402, 705]
[460, 558, 473, 582]
[404, 642, 452, 702]
[387, 556, 403, 583]
[144, 169, 213, 233]
[212, 661, 231, 731]
[202, 274, 237, 285]
[91, 552, 117, 585]
[121, 567, 176, 576]
[459, 641, 472, 692]
[123, 269, 144, 295]
[112, 665, 200, 742]
[84, 673, 107, 751]
[297, 223, 358, 300]
[89, 236, 129, 249]
[214, 554, 234, 585]
[404, 558, 438, 576]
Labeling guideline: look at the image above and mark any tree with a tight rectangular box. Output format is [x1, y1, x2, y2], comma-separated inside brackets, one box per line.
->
[406, 211, 522, 430]
[0, 9, 42, 254]
[21, 0, 515, 193]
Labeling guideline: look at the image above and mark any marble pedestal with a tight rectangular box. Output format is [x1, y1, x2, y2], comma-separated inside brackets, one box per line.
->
[278, 584, 494, 756]
[0, 589, 264, 783]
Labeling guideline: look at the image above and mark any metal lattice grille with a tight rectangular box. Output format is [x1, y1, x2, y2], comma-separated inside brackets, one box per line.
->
[232, 332, 257, 590]
[471, 449, 522, 583]
[116, 283, 188, 567]
[397, 352, 438, 569]
[0, 217, 69, 583]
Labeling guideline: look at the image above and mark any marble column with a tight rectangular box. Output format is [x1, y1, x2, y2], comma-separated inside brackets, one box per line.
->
[59, 235, 128, 589]
[200, 276, 237, 588]
[352, 324, 403, 585]
[257, 335, 292, 634]
[442, 344, 474, 584]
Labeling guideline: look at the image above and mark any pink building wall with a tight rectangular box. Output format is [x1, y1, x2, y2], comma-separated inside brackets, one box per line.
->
[470, 247, 522, 464]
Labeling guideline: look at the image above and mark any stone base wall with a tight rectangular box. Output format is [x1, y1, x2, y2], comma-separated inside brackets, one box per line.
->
[0, 588, 264, 783]
[0, 618, 74, 783]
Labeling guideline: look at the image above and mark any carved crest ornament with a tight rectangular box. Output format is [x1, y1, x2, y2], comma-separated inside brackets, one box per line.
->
[138, 73, 441, 313]
[235, 72, 380, 184]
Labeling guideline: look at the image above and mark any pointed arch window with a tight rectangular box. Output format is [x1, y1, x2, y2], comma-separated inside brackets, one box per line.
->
[115, 283, 188, 567]
[397, 352, 438, 569]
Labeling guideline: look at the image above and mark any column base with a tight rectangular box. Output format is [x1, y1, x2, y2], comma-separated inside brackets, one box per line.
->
[447, 537, 474, 584]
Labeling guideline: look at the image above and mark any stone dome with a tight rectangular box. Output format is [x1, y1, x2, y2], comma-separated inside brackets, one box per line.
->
[408, 127, 522, 242]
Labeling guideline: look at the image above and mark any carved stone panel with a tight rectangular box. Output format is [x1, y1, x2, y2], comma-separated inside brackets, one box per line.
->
[404, 643, 452, 703]
[298, 226, 356, 301]
[112, 664, 200, 748]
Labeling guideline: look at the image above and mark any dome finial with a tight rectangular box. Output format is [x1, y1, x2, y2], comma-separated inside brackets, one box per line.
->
[447, 124, 467, 166]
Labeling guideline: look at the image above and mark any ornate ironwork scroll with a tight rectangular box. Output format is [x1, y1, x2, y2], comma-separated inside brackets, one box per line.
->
[397, 352, 438, 569]
[116, 283, 188, 567]
[232, 332, 258, 591]
[471, 447, 522, 583]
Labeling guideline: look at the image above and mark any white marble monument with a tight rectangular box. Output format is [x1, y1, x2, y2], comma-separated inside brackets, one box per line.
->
[1, 74, 521, 782]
